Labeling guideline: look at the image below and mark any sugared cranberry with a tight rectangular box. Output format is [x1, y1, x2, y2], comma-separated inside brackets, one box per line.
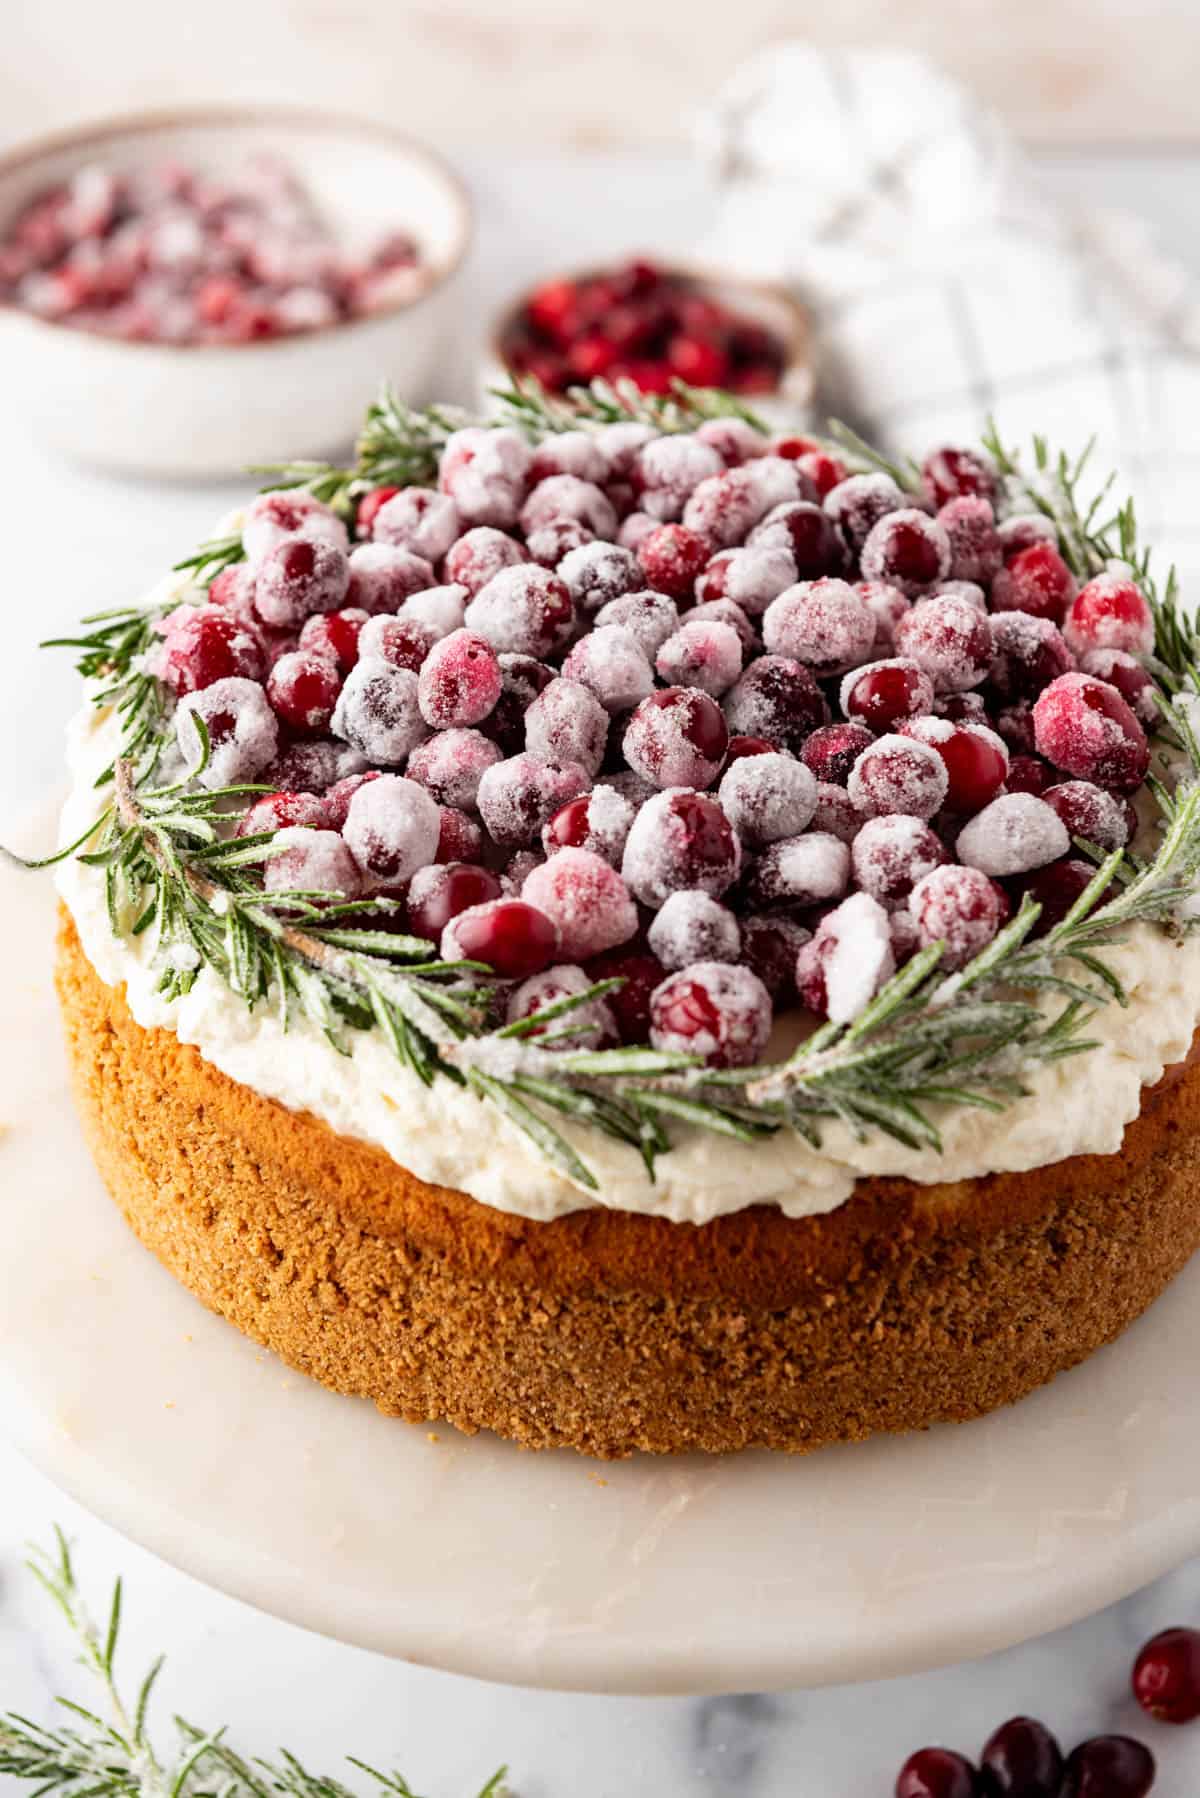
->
[746, 832, 851, 910]
[900, 717, 1010, 814]
[978, 1715, 1064, 1798]
[299, 607, 368, 672]
[175, 676, 279, 789]
[656, 620, 743, 697]
[159, 607, 265, 694]
[563, 624, 655, 713]
[987, 612, 1073, 701]
[525, 677, 609, 776]
[236, 790, 330, 837]
[593, 588, 680, 657]
[638, 523, 711, 599]
[896, 1746, 980, 1798]
[443, 898, 559, 979]
[357, 613, 437, 674]
[1005, 754, 1053, 797]
[346, 543, 437, 616]
[443, 526, 527, 597]
[417, 628, 502, 730]
[861, 508, 951, 597]
[525, 518, 594, 568]
[910, 864, 1008, 970]
[622, 788, 741, 907]
[1064, 573, 1155, 658]
[1043, 780, 1133, 852]
[921, 444, 998, 509]
[684, 462, 802, 548]
[268, 739, 360, 797]
[937, 494, 1003, 585]
[841, 658, 934, 730]
[624, 687, 729, 789]
[506, 964, 618, 1050]
[813, 780, 866, 844]
[718, 751, 817, 846]
[1132, 1626, 1200, 1725]
[762, 577, 876, 675]
[632, 434, 724, 522]
[795, 891, 895, 1023]
[262, 827, 363, 901]
[1061, 1736, 1154, 1798]
[852, 815, 947, 908]
[322, 770, 380, 829]
[698, 417, 769, 463]
[825, 472, 905, 551]
[741, 912, 810, 999]
[750, 500, 844, 578]
[331, 659, 427, 764]
[801, 722, 875, 786]
[1011, 856, 1109, 934]
[242, 490, 348, 564]
[266, 650, 342, 734]
[956, 792, 1070, 876]
[894, 595, 991, 692]
[1032, 673, 1149, 791]
[724, 734, 778, 764]
[858, 578, 911, 655]
[342, 774, 441, 888]
[438, 426, 532, 531]
[647, 889, 740, 970]
[688, 596, 758, 651]
[253, 534, 349, 629]
[793, 448, 846, 498]
[649, 962, 772, 1068]
[520, 473, 617, 544]
[584, 947, 665, 1043]
[991, 542, 1078, 624]
[356, 485, 400, 537]
[696, 544, 797, 615]
[406, 729, 503, 810]
[723, 655, 827, 754]
[848, 734, 948, 820]
[464, 564, 575, 658]
[406, 862, 501, 941]
[436, 806, 483, 863]
[476, 753, 591, 848]
[1078, 649, 1159, 726]
[542, 787, 635, 865]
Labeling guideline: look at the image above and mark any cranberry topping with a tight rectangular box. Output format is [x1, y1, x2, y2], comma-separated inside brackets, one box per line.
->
[443, 898, 559, 979]
[1132, 1626, 1200, 1725]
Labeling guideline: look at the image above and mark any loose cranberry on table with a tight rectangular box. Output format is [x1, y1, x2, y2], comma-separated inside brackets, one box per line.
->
[1061, 1735, 1155, 1798]
[1132, 1625, 1200, 1724]
[895, 1745, 980, 1798]
[978, 1715, 1064, 1798]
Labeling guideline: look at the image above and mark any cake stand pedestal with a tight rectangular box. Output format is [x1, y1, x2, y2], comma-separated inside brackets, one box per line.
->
[3, 802, 1199, 1696]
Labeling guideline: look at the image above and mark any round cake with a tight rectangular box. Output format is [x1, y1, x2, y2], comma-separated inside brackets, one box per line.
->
[44, 383, 1200, 1457]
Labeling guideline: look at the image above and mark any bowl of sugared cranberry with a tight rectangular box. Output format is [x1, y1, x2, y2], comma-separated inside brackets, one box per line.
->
[0, 108, 471, 475]
[490, 258, 813, 420]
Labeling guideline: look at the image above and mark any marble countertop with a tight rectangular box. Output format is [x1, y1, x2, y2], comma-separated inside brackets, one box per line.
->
[4, 145, 1200, 1796]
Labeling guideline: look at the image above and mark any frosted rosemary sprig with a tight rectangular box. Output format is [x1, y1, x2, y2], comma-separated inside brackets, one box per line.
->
[0, 1529, 509, 1798]
[489, 373, 767, 436]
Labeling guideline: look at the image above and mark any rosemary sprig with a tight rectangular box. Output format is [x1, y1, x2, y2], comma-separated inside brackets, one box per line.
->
[0, 1530, 509, 1798]
[23, 382, 1200, 1186]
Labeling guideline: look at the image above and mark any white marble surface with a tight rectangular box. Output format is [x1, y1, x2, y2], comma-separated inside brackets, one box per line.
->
[4, 146, 1200, 1793]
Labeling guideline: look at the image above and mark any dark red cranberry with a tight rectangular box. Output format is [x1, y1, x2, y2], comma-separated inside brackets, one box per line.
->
[637, 523, 712, 599]
[1006, 754, 1053, 797]
[901, 721, 1008, 815]
[543, 795, 593, 851]
[724, 734, 778, 765]
[802, 722, 875, 786]
[723, 655, 827, 754]
[753, 500, 844, 578]
[1132, 1626, 1200, 1724]
[843, 660, 932, 730]
[991, 542, 1078, 624]
[585, 947, 666, 1043]
[1032, 673, 1149, 792]
[624, 686, 729, 789]
[667, 333, 729, 387]
[450, 898, 559, 979]
[436, 807, 483, 863]
[921, 444, 998, 508]
[979, 1716, 1064, 1797]
[407, 863, 501, 941]
[1061, 1736, 1154, 1798]
[299, 607, 367, 672]
[323, 770, 381, 829]
[486, 653, 558, 754]
[266, 651, 342, 734]
[236, 790, 330, 837]
[1007, 857, 1107, 935]
[357, 485, 401, 537]
[896, 1746, 980, 1798]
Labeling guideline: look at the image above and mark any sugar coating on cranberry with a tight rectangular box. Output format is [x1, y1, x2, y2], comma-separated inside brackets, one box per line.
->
[520, 474, 617, 542]
[747, 832, 851, 909]
[921, 443, 998, 509]
[723, 655, 826, 754]
[795, 892, 895, 1023]
[718, 751, 817, 846]
[840, 657, 934, 730]
[616, 511, 657, 552]
[894, 594, 991, 692]
[405, 728, 503, 810]
[697, 417, 768, 463]
[900, 715, 1010, 813]
[331, 658, 427, 764]
[696, 544, 797, 615]
[159, 606, 265, 694]
[812, 782, 864, 844]
[1032, 672, 1150, 791]
[262, 826, 364, 899]
[956, 792, 1070, 876]
[522, 848, 637, 959]
[406, 861, 501, 939]
[253, 534, 350, 629]
[464, 564, 574, 658]
[176, 676, 279, 789]
[622, 788, 741, 907]
[851, 815, 947, 908]
[436, 806, 483, 863]
[1043, 780, 1133, 851]
[242, 490, 349, 564]
[860, 508, 951, 597]
[442, 897, 558, 979]
[563, 623, 655, 712]
[529, 430, 610, 484]
[649, 961, 772, 1068]
[506, 964, 617, 1050]
[997, 514, 1059, 563]
[416, 629, 502, 730]
[438, 426, 532, 530]
[237, 790, 331, 838]
[357, 613, 436, 673]
[647, 890, 741, 970]
[345, 543, 436, 616]
[558, 540, 639, 612]
[656, 620, 743, 697]
[525, 676, 609, 776]
[688, 597, 758, 652]
[801, 722, 875, 787]
[748, 500, 844, 579]
[909, 864, 1007, 970]
[266, 649, 342, 734]
[987, 611, 1073, 700]
[857, 579, 911, 654]
[937, 494, 1003, 585]
[443, 527, 527, 597]
[624, 687, 729, 789]
[683, 465, 788, 549]
[990, 541, 1078, 623]
[1064, 571, 1155, 658]
[342, 773, 441, 888]
[268, 739, 362, 797]
[762, 578, 876, 676]
[1079, 647, 1160, 724]
[476, 752, 590, 848]
[299, 607, 368, 673]
[372, 486, 460, 563]
[633, 434, 724, 521]
[637, 523, 710, 599]
[397, 583, 468, 641]
[593, 588, 680, 659]
[542, 786, 635, 865]
[825, 473, 904, 551]
[847, 734, 948, 820]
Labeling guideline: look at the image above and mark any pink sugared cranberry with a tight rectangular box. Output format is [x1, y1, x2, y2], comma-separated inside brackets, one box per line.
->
[563, 624, 655, 713]
[688, 597, 758, 651]
[525, 676, 609, 776]
[813, 781, 864, 844]
[417, 628, 502, 730]
[159, 607, 265, 694]
[542, 787, 635, 865]
[520, 473, 617, 542]
[357, 613, 437, 674]
[356, 485, 400, 537]
[1064, 572, 1155, 658]
[847, 734, 949, 820]
[746, 832, 851, 909]
[955, 792, 1070, 876]
[851, 815, 947, 908]
[801, 722, 875, 786]
[695, 544, 796, 616]
[861, 508, 951, 597]
[438, 426, 532, 531]
[894, 1745, 980, 1798]
[269, 739, 362, 797]
[624, 687, 729, 789]
[525, 519, 594, 568]
[373, 486, 461, 562]
[443, 526, 527, 597]
[825, 472, 904, 552]
[242, 490, 349, 564]
[632, 434, 724, 522]
[593, 588, 680, 657]
[723, 655, 827, 754]
[1061, 1736, 1154, 1798]
[638, 523, 711, 599]
[749, 500, 844, 579]
[406, 728, 503, 810]
[978, 1716, 1064, 1798]
[1132, 1626, 1200, 1725]
[841, 658, 934, 730]
[998, 513, 1058, 561]
[649, 962, 772, 1069]
[331, 659, 427, 764]
[436, 806, 483, 863]
[991, 542, 1078, 623]
[795, 892, 895, 1023]
[175, 676, 279, 790]
[584, 947, 665, 1043]
[464, 564, 575, 658]
[718, 751, 817, 846]
[762, 577, 876, 676]
[346, 543, 436, 616]
[476, 753, 591, 848]
[322, 770, 380, 830]
[505, 964, 618, 1050]
[558, 540, 639, 614]
[299, 607, 368, 672]
[698, 417, 768, 463]
[622, 788, 741, 907]
[262, 827, 363, 900]
[342, 774, 441, 888]
[656, 620, 743, 697]
[1032, 672, 1149, 791]
[683, 462, 801, 548]
[894, 595, 991, 693]
[987, 611, 1073, 701]
[443, 897, 558, 978]
[899, 716, 1009, 814]
[1043, 780, 1134, 852]
[910, 864, 1008, 970]
[794, 448, 847, 498]
[1079, 648, 1160, 726]
[406, 861, 502, 941]
[236, 790, 330, 838]
[253, 534, 350, 629]
[266, 650, 342, 734]
[858, 578, 911, 655]
[921, 443, 998, 508]
[528, 431, 610, 485]
[521, 848, 637, 959]
[937, 495, 1002, 584]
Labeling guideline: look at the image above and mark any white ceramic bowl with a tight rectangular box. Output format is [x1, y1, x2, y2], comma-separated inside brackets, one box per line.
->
[0, 108, 472, 477]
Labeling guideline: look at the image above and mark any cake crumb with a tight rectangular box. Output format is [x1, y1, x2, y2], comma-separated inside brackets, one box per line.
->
[426, 1431, 440, 1443]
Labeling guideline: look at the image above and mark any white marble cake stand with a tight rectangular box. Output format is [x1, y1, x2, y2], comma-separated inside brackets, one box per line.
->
[3, 802, 1200, 1697]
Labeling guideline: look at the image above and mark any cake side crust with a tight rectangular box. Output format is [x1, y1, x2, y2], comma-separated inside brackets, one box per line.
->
[55, 911, 1200, 1457]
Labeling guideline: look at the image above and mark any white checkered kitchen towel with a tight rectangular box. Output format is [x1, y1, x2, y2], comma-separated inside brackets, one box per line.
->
[698, 45, 1200, 587]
